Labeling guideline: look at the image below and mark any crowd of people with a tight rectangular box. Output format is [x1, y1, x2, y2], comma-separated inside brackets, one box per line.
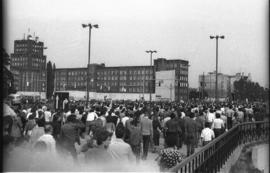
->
[3, 98, 269, 171]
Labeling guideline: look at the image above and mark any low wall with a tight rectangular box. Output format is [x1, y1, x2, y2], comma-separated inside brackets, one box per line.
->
[17, 91, 46, 99]
[63, 90, 154, 101]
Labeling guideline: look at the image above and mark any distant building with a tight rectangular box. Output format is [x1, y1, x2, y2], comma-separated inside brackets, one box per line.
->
[55, 64, 155, 100]
[155, 70, 175, 101]
[55, 58, 189, 101]
[199, 72, 252, 100]
[154, 58, 189, 101]
[10, 34, 47, 96]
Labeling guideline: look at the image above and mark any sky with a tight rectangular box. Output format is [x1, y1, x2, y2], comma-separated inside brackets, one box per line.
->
[4, 0, 269, 88]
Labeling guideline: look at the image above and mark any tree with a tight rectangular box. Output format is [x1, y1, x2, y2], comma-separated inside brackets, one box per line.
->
[46, 61, 53, 99]
[2, 48, 16, 99]
[234, 78, 268, 102]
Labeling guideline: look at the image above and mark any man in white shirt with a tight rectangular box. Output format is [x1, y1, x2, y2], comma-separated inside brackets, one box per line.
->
[86, 108, 98, 134]
[37, 124, 56, 154]
[118, 108, 129, 127]
[206, 109, 216, 126]
[200, 122, 215, 146]
[44, 108, 52, 123]
[108, 122, 135, 163]
[211, 113, 225, 138]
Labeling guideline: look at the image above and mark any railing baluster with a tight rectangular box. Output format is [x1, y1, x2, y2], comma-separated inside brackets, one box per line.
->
[169, 121, 269, 173]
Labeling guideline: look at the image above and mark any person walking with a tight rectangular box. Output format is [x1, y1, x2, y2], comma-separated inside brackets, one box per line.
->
[211, 113, 225, 138]
[184, 112, 198, 156]
[152, 114, 162, 153]
[200, 122, 215, 146]
[60, 114, 85, 161]
[37, 124, 56, 154]
[128, 111, 142, 163]
[108, 122, 135, 163]
[140, 108, 153, 160]
[164, 112, 181, 149]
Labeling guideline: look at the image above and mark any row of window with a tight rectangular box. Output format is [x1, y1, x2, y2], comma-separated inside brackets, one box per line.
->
[32, 63, 44, 68]
[179, 76, 188, 81]
[12, 57, 27, 62]
[97, 69, 153, 76]
[12, 62, 27, 67]
[68, 71, 87, 76]
[32, 58, 45, 63]
[179, 82, 188, 87]
[68, 76, 86, 81]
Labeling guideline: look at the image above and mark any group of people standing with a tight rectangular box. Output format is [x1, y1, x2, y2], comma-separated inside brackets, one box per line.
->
[3, 99, 268, 171]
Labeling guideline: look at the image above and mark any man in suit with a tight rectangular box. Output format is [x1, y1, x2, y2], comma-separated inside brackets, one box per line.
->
[184, 112, 198, 156]
[140, 107, 153, 160]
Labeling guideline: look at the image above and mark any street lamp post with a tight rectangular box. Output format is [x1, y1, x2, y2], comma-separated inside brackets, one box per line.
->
[82, 23, 98, 107]
[145, 50, 157, 102]
[210, 35, 225, 102]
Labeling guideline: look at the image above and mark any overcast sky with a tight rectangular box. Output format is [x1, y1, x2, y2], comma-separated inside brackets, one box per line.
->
[4, 0, 269, 88]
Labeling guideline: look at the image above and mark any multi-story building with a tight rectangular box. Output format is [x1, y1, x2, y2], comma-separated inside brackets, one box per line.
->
[55, 64, 155, 99]
[10, 34, 47, 95]
[55, 58, 189, 101]
[154, 58, 189, 101]
[199, 72, 252, 100]
[96, 65, 154, 94]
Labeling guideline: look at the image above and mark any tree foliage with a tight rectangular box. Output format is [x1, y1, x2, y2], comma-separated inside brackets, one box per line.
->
[234, 78, 268, 102]
[189, 89, 208, 100]
[46, 61, 54, 99]
[2, 48, 16, 98]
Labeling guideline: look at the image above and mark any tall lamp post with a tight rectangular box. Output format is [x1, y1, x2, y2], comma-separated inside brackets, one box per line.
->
[82, 23, 98, 107]
[145, 50, 157, 102]
[210, 35, 225, 102]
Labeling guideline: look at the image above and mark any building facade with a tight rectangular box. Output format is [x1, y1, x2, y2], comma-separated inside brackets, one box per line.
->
[10, 35, 47, 94]
[55, 58, 189, 101]
[199, 72, 252, 100]
[155, 70, 176, 101]
[55, 65, 155, 99]
[154, 58, 189, 101]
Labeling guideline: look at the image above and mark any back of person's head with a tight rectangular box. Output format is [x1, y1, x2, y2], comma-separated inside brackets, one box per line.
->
[131, 111, 140, 126]
[36, 118, 44, 127]
[95, 128, 112, 145]
[28, 113, 35, 120]
[205, 122, 211, 128]
[115, 111, 120, 117]
[38, 110, 43, 118]
[44, 124, 53, 134]
[216, 113, 221, 118]
[67, 114, 76, 123]
[100, 107, 107, 116]
[52, 113, 60, 122]
[189, 112, 195, 119]
[31, 106, 37, 113]
[141, 107, 147, 114]
[115, 123, 125, 138]
[70, 107, 76, 114]
[170, 112, 176, 119]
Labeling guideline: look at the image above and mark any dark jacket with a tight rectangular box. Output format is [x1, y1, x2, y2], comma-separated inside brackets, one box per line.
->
[184, 117, 198, 145]
[60, 121, 85, 146]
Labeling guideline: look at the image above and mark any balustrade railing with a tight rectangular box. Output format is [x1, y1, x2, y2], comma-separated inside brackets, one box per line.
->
[169, 121, 269, 173]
